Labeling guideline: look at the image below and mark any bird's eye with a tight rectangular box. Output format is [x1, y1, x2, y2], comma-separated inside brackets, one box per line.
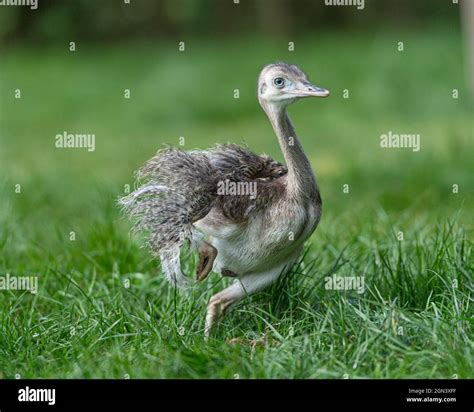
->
[273, 77, 285, 89]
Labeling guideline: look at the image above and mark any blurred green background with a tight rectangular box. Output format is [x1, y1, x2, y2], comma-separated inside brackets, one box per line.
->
[0, 0, 472, 378]
[0, 0, 466, 42]
[1, 0, 472, 241]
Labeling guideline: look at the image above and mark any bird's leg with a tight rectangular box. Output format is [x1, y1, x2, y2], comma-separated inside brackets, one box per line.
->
[196, 241, 217, 282]
[204, 266, 286, 340]
[205, 283, 243, 340]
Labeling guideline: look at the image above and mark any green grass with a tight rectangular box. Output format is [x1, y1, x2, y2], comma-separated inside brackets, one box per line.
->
[0, 25, 472, 378]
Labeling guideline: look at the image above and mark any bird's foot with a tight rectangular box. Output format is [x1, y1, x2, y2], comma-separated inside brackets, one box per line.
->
[196, 242, 217, 282]
[204, 291, 238, 340]
[226, 332, 271, 355]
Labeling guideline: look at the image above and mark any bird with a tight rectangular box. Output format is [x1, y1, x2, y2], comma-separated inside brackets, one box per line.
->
[120, 62, 329, 339]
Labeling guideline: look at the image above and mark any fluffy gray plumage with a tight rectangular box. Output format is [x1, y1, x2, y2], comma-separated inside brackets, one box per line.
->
[120, 144, 287, 286]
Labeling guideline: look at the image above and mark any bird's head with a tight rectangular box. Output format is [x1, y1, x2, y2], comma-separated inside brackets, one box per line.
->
[257, 62, 329, 109]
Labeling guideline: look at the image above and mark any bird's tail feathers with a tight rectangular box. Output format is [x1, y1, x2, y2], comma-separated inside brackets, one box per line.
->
[119, 148, 218, 288]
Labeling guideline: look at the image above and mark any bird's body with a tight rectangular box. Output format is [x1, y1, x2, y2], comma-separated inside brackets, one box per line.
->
[195, 174, 320, 276]
[120, 62, 329, 338]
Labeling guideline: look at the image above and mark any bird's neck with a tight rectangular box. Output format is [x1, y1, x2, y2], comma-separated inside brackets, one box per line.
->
[263, 102, 317, 199]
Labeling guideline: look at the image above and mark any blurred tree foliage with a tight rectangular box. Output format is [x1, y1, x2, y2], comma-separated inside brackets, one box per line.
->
[0, 0, 460, 45]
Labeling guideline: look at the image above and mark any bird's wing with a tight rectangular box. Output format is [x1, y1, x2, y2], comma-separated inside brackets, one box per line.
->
[121, 145, 287, 255]
[206, 143, 287, 182]
[206, 144, 288, 222]
[214, 176, 287, 222]
[120, 145, 287, 285]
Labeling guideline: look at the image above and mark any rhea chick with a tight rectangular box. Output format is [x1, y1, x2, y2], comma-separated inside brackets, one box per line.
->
[120, 62, 329, 339]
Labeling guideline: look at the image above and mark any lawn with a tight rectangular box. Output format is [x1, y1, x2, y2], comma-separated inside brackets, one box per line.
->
[0, 24, 472, 378]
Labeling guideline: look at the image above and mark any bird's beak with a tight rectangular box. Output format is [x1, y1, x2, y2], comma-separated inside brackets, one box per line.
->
[294, 83, 330, 98]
